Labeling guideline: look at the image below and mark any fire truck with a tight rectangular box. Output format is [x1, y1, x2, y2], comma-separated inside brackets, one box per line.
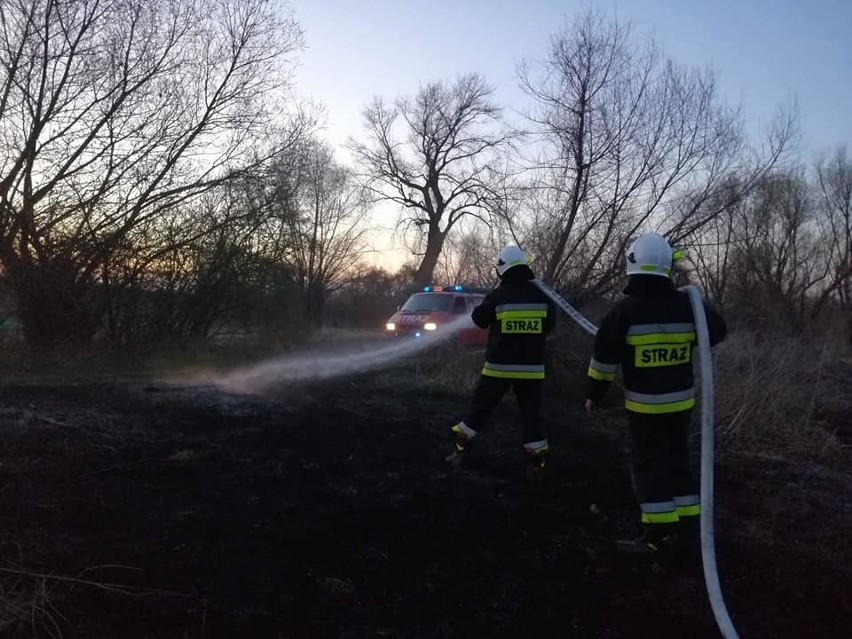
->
[384, 285, 488, 348]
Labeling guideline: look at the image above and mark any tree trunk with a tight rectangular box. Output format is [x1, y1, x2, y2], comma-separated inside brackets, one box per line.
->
[304, 280, 325, 327]
[413, 226, 447, 289]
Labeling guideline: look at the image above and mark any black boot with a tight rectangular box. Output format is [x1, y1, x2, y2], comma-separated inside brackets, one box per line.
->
[617, 523, 678, 558]
[524, 445, 550, 483]
[445, 422, 476, 465]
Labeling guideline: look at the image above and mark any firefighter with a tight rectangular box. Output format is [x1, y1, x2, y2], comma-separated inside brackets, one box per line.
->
[585, 232, 727, 562]
[447, 245, 556, 477]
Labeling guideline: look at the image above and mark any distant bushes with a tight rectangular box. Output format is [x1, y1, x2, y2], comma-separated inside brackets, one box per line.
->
[712, 332, 849, 461]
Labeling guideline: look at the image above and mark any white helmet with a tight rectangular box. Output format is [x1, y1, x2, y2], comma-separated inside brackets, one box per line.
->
[625, 233, 673, 278]
[495, 245, 531, 277]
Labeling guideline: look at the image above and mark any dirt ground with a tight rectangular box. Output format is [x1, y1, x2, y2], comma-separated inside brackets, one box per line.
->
[0, 350, 849, 638]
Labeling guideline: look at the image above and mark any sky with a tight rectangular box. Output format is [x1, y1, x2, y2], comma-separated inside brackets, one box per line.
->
[286, 0, 852, 268]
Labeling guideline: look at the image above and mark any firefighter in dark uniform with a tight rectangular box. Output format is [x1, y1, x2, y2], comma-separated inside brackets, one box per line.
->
[585, 232, 727, 560]
[448, 245, 556, 476]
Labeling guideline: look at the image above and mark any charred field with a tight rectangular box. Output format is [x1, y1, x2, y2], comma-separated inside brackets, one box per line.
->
[0, 347, 849, 638]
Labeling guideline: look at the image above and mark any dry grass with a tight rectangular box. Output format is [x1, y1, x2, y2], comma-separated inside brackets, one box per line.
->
[372, 330, 851, 465]
[712, 332, 851, 461]
[358, 345, 483, 398]
[0, 565, 206, 638]
[546, 324, 851, 464]
[410, 347, 483, 395]
[0, 571, 65, 638]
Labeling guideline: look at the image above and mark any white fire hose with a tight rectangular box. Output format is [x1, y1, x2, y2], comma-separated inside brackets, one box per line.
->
[532, 279, 739, 639]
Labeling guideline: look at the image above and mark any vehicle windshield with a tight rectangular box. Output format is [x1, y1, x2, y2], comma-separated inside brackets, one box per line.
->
[400, 293, 453, 312]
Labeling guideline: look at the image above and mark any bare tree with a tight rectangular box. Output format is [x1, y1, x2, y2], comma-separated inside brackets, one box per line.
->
[688, 209, 738, 306]
[349, 73, 508, 289]
[691, 168, 851, 335]
[434, 227, 496, 288]
[325, 265, 415, 329]
[515, 9, 793, 292]
[0, 0, 307, 347]
[815, 146, 852, 315]
[276, 140, 369, 323]
[731, 173, 824, 332]
[99, 162, 304, 344]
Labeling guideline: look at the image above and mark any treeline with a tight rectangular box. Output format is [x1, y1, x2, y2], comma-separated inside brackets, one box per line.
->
[0, 2, 847, 349]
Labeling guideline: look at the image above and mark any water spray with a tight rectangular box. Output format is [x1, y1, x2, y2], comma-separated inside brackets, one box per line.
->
[532, 279, 740, 639]
[194, 315, 476, 395]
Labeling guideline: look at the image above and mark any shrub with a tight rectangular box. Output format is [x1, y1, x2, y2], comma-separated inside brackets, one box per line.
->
[712, 332, 849, 461]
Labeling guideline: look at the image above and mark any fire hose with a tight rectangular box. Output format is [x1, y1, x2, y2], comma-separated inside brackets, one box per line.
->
[532, 279, 739, 639]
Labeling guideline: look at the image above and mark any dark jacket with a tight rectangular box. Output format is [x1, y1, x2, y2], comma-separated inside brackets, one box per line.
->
[472, 266, 556, 380]
[587, 275, 727, 413]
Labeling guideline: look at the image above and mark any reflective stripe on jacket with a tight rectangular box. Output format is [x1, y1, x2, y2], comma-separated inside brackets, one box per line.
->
[586, 276, 727, 413]
[473, 272, 556, 379]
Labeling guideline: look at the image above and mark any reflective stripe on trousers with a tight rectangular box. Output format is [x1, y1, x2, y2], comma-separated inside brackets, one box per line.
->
[640, 500, 679, 524]
[675, 494, 700, 517]
[523, 439, 549, 454]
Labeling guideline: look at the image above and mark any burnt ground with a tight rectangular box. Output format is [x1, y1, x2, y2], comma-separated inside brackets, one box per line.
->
[0, 352, 849, 638]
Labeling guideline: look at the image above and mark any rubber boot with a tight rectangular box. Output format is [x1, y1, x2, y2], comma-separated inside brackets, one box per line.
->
[445, 422, 476, 465]
[617, 523, 678, 558]
[523, 442, 550, 484]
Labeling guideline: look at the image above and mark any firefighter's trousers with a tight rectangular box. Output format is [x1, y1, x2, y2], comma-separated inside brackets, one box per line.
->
[628, 409, 700, 525]
[463, 375, 544, 444]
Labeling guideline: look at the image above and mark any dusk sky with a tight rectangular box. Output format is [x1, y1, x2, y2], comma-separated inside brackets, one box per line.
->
[287, 0, 852, 266]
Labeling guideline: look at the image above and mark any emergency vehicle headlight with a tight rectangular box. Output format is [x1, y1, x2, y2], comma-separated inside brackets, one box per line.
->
[386, 322, 396, 331]
[424, 322, 437, 331]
